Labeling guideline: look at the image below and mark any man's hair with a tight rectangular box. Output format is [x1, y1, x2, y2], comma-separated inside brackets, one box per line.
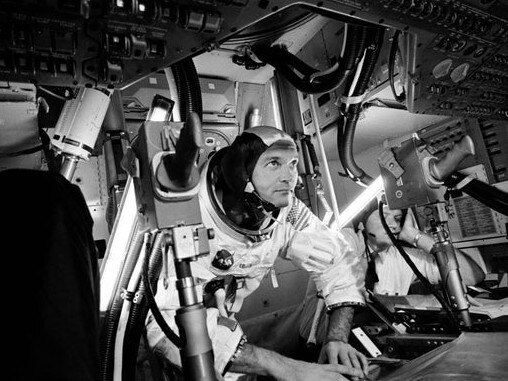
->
[220, 131, 270, 196]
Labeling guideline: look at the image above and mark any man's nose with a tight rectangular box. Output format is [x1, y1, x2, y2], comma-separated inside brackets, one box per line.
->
[280, 165, 296, 182]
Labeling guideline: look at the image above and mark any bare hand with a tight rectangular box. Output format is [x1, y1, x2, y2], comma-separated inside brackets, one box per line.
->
[398, 208, 419, 244]
[277, 359, 365, 381]
[318, 341, 368, 380]
[231, 343, 365, 381]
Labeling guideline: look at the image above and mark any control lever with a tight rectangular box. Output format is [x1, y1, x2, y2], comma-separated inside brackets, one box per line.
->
[423, 135, 475, 187]
[157, 112, 203, 191]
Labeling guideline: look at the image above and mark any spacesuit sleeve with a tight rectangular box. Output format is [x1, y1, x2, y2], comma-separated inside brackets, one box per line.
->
[281, 198, 365, 309]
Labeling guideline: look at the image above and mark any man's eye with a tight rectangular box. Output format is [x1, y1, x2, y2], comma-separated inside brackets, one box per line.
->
[267, 160, 280, 167]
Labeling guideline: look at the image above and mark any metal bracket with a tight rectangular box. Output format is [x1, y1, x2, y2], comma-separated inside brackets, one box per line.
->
[378, 148, 405, 179]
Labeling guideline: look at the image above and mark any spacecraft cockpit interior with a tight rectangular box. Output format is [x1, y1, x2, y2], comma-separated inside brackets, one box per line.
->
[1, 1, 508, 380]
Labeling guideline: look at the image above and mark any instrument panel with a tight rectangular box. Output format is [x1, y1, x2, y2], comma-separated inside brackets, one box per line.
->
[1, 0, 507, 119]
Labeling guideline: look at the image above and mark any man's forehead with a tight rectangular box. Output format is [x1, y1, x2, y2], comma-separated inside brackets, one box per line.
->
[259, 145, 298, 158]
[385, 208, 403, 216]
[367, 206, 401, 221]
[246, 127, 295, 148]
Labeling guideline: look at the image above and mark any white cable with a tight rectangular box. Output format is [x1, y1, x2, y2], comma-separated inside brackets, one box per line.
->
[343, 49, 367, 114]
[340, 92, 368, 105]
[454, 174, 476, 190]
[310, 24, 349, 88]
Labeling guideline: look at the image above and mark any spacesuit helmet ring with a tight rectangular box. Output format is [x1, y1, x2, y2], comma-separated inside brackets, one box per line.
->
[206, 126, 297, 241]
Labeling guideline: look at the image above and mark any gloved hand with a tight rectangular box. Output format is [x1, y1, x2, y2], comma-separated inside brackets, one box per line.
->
[286, 230, 336, 272]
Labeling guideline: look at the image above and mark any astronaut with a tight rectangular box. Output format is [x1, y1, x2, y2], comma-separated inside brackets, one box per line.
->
[354, 200, 485, 296]
[146, 126, 367, 381]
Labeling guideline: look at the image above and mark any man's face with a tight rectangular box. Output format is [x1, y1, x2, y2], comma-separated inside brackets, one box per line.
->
[365, 206, 403, 251]
[251, 147, 299, 208]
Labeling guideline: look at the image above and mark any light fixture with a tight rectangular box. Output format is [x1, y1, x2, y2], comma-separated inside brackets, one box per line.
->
[145, 94, 174, 122]
[99, 177, 139, 312]
[337, 175, 384, 229]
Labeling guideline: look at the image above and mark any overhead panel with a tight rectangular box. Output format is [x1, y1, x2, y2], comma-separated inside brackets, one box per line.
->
[0, 1, 507, 120]
[400, 1, 508, 120]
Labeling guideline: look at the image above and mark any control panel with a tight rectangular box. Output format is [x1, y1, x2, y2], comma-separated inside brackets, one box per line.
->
[477, 119, 508, 183]
[417, 118, 508, 184]
[0, 1, 505, 84]
[1, 1, 507, 120]
[399, 1, 508, 120]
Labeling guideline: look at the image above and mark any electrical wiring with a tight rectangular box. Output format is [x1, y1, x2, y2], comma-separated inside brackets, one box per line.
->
[388, 30, 406, 103]
[113, 233, 149, 381]
[251, 23, 367, 94]
[444, 172, 508, 216]
[142, 231, 182, 348]
[337, 26, 384, 187]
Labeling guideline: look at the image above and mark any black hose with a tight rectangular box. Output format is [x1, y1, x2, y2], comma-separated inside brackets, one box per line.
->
[337, 25, 369, 139]
[388, 30, 406, 103]
[99, 223, 146, 381]
[253, 45, 334, 93]
[172, 63, 185, 120]
[444, 172, 508, 216]
[338, 111, 373, 184]
[183, 57, 203, 121]
[315, 23, 368, 88]
[353, 27, 385, 97]
[173, 62, 191, 122]
[378, 200, 461, 332]
[122, 232, 165, 381]
[340, 24, 370, 92]
[143, 232, 182, 348]
[256, 44, 317, 78]
[337, 27, 385, 186]
[172, 58, 203, 122]
[251, 23, 367, 94]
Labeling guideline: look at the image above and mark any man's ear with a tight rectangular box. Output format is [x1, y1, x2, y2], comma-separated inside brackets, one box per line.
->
[358, 221, 372, 243]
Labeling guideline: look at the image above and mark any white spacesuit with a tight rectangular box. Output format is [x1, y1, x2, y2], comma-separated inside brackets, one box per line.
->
[146, 126, 364, 380]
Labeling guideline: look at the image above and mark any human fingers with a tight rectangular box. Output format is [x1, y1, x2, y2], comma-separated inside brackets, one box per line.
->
[349, 350, 362, 372]
[317, 347, 328, 364]
[332, 364, 364, 378]
[358, 351, 369, 374]
[348, 351, 364, 381]
[403, 209, 417, 229]
[339, 350, 362, 381]
[339, 350, 353, 370]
